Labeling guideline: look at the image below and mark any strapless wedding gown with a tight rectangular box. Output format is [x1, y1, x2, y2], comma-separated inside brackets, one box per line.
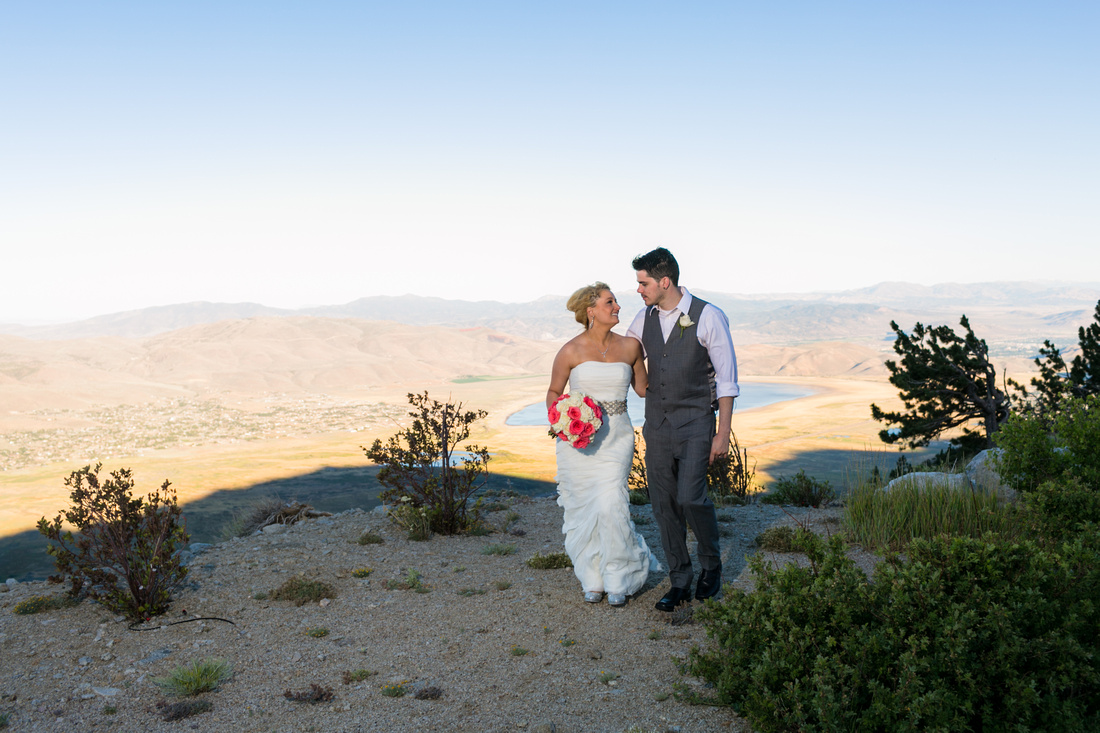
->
[555, 361, 659, 595]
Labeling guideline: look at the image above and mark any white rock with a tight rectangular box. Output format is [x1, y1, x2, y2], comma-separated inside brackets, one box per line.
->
[261, 524, 286, 535]
[92, 687, 121, 696]
[882, 472, 969, 493]
[966, 449, 1017, 500]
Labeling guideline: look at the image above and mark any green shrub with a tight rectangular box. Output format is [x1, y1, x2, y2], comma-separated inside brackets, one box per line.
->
[356, 531, 384, 545]
[685, 532, 1100, 731]
[364, 392, 490, 535]
[525, 551, 572, 569]
[628, 489, 650, 506]
[270, 576, 335, 606]
[153, 658, 232, 697]
[759, 469, 835, 507]
[843, 478, 1030, 553]
[37, 463, 189, 621]
[994, 395, 1100, 492]
[754, 525, 813, 552]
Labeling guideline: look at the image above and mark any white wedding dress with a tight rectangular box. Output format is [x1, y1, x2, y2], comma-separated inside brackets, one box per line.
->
[555, 361, 659, 595]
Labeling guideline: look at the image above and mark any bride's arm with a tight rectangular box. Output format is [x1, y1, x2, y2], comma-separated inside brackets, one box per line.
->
[628, 339, 648, 398]
[546, 345, 574, 413]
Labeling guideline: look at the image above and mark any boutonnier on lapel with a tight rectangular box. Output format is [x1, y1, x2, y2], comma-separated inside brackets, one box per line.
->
[678, 313, 694, 338]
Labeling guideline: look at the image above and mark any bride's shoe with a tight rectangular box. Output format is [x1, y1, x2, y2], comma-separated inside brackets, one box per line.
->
[584, 591, 603, 603]
[607, 593, 626, 607]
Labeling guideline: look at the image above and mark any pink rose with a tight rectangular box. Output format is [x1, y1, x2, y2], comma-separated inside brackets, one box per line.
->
[583, 397, 602, 419]
[567, 406, 583, 420]
[581, 421, 595, 437]
[569, 418, 586, 435]
[548, 406, 560, 424]
[573, 436, 590, 449]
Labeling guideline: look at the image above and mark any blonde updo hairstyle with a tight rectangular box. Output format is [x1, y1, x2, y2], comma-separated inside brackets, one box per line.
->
[566, 282, 611, 330]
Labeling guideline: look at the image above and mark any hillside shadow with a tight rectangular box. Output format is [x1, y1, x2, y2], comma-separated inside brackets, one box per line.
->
[0, 466, 557, 582]
[757, 445, 943, 488]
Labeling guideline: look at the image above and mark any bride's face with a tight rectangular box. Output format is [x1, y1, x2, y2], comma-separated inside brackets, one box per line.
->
[588, 290, 621, 328]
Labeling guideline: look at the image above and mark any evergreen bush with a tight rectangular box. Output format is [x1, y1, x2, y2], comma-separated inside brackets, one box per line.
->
[685, 532, 1100, 731]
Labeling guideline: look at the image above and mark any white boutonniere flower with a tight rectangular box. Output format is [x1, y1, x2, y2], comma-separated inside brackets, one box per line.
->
[678, 313, 694, 338]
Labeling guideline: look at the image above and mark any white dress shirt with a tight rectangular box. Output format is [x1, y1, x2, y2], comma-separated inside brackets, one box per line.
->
[626, 287, 740, 399]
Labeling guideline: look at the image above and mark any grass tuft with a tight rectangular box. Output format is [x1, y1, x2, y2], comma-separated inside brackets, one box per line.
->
[305, 627, 328, 638]
[525, 551, 573, 569]
[844, 478, 1028, 552]
[755, 525, 815, 552]
[153, 658, 232, 697]
[493, 580, 512, 591]
[351, 567, 373, 578]
[510, 645, 529, 656]
[357, 531, 384, 545]
[481, 543, 516, 556]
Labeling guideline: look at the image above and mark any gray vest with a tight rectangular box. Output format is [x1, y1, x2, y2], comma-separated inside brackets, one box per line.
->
[642, 295, 717, 428]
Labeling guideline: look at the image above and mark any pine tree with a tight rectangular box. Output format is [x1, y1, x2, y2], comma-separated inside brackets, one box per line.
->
[870, 316, 1011, 451]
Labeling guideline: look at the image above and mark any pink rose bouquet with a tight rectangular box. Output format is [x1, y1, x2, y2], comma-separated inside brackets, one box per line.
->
[548, 392, 603, 449]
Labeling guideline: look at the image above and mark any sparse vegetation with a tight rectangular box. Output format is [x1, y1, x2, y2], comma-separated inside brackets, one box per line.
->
[457, 587, 486, 596]
[385, 567, 429, 592]
[598, 671, 620, 685]
[356, 531, 384, 545]
[342, 669, 375, 684]
[415, 686, 443, 700]
[37, 463, 189, 621]
[525, 551, 572, 569]
[380, 682, 407, 697]
[493, 580, 511, 591]
[481, 543, 516, 556]
[706, 432, 756, 504]
[269, 576, 335, 606]
[305, 627, 328, 638]
[284, 684, 334, 703]
[364, 392, 491, 535]
[510, 645, 529, 656]
[351, 567, 372, 578]
[12, 594, 76, 615]
[759, 469, 835, 507]
[153, 658, 232, 697]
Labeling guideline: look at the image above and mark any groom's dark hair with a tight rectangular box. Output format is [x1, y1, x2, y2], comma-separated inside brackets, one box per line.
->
[632, 247, 679, 286]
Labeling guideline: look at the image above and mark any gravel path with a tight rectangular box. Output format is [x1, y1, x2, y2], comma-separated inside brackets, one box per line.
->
[0, 497, 844, 733]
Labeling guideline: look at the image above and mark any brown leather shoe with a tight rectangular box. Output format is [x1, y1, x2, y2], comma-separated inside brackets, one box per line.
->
[654, 586, 692, 612]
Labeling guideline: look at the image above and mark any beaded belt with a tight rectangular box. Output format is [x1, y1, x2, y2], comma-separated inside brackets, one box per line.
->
[601, 400, 628, 416]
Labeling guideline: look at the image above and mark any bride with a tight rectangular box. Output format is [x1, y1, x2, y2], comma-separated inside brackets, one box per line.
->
[546, 282, 660, 606]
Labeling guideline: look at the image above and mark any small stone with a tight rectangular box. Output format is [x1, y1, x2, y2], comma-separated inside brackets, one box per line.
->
[92, 687, 121, 697]
[291, 652, 302, 662]
[262, 524, 286, 535]
[319, 598, 331, 607]
[587, 649, 602, 660]
[78, 657, 92, 666]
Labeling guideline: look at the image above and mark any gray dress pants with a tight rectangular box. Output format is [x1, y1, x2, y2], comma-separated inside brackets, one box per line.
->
[643, 412, 721, 589]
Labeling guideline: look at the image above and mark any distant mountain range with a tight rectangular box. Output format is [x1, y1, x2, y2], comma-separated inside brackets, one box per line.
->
[3, 281, 1097, 352]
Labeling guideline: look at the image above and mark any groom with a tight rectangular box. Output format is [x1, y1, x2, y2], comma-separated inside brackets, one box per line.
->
[626, 247, 739, 611]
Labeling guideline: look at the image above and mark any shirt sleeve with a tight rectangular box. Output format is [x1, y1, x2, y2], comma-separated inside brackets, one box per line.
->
[698, 304, 739, 399]
[626, 308, 647, 354]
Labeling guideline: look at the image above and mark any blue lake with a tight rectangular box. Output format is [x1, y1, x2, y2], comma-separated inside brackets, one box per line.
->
[506, 381, 819, 428]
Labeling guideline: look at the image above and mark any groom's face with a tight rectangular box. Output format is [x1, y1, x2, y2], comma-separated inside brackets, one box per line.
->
[635, 270, 670, 308]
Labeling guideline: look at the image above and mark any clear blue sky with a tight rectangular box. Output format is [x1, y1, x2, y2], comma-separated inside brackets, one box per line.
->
[2, 2, 1097, 322]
